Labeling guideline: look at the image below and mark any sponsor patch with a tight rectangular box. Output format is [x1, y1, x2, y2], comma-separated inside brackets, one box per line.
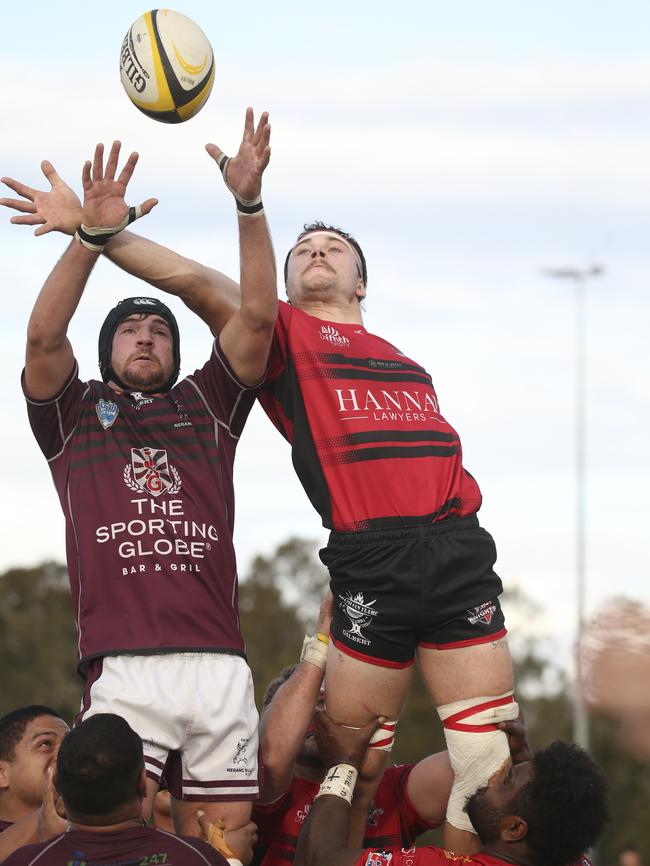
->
[95, 399, 119, 430]
[365, 853, 393, 866]
[339, 591, 378, 646]
[466, 600, 497, 626]
[320, 324, 350, 347]
[123, 447, 182, 497]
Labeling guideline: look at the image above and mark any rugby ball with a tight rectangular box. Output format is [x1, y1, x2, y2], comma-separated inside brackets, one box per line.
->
[120, 9, 214, 123]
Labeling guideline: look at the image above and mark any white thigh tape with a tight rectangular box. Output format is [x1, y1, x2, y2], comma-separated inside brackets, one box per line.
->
[437, 691, 518, 833]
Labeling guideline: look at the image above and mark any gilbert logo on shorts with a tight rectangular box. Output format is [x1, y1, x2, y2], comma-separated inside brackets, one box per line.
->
[320, 324, 350, 347]
[340, 591, 378, 646]
[123, 446, 182, 497]
[466, 600, 496, 626]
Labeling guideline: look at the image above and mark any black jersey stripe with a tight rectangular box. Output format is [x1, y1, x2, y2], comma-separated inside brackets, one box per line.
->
[317, 429, 457, 448]
[321, 444, 458, 466]
[322, 368, 433, 385]
[294, 351, 427, 375]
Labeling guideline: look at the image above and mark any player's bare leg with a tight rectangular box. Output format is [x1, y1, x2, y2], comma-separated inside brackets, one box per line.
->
[418, 637, 514, 854]
[143, 777, 160, 822]
[172, 798, 253, 856]
[324, 643, 412, 846]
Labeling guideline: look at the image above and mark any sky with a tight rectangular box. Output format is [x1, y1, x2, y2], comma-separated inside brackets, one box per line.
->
[1, 0, 648, 666]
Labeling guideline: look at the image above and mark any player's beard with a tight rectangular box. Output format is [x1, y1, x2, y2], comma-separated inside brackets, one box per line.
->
[464, 785, 502, 843]
[118, 358, 170, 392]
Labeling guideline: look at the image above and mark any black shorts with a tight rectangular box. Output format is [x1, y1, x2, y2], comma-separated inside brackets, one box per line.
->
[320, 516, 506, 668]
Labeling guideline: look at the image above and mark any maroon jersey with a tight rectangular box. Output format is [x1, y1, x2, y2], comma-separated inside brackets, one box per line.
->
[23, 340, 258, 674]
[253, 765, 436, 866]
[259, 302, 482, 531]
[1, 825, 227, 865]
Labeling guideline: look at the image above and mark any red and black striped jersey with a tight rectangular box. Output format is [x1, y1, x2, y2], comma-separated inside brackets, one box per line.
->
[354, 850, 514, 866]
[259, 302, 482, 532]
[253, 765, 436, 866]
[23, 340, 258, 675]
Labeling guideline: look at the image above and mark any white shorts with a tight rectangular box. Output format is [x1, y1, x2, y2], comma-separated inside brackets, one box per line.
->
[79, 652, 259, 802]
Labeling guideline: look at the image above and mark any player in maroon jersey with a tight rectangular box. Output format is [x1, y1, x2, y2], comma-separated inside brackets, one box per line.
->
[4, 151, 514, 852]
[2, 109, 275, 849]
[1, 714, 237, 866]
[293, 710, 608, 866]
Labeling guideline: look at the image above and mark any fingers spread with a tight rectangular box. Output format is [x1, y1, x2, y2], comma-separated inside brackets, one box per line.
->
[81, 160, 92, 191]
[139, 197, 159, 216]
[1, 177, 35, 200]
[205, 142, 223, 162]
[92, 143, 104, 182]
[1, 197, 37, 214]
[11, 214, 43, 226]
[116, 151, 139, 188]
[41, 160, 62, 188]
[104, 140, 122, 181]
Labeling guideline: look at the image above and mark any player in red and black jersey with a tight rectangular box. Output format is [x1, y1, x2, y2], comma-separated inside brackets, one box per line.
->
[4, 143, 514, 851]
[294, 711, 608, 866]
[5, 109, 275, 849]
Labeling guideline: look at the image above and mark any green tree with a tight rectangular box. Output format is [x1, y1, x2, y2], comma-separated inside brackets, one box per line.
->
[0, 562, 81, 721]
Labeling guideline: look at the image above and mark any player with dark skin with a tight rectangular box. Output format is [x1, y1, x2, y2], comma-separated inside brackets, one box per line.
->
[0, 707, 69, 861]
[2, 714, 251, 866]
[256, 596, 531, 865]
[293, 711, 609, 866]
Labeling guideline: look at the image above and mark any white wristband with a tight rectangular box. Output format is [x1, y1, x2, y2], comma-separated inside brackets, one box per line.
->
[316, 763, 358, 805]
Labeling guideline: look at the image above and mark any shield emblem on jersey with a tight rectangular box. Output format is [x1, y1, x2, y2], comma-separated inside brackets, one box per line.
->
[126, 447, 181, 497]
[95, 399, 119, 430]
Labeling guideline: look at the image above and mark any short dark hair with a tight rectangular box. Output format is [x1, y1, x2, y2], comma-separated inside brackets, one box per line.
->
[509, 741, 609, 866]
[283, 221, 368, 288]
[262, 664, 299, 712]
[0, 706, 65, 762]
[56, 714, 143, 817]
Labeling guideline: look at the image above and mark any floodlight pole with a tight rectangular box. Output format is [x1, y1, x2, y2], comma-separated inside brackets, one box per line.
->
[542, 264, 604, 752]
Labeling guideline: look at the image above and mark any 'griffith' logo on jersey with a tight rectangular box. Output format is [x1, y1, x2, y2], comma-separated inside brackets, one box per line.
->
[320, 324, 350, 347]
[466, 601, 497, 626]
[339, 591, 378, 647]
[123, 447, 182, 497]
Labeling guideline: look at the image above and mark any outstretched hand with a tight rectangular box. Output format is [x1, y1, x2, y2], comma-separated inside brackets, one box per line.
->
[315, 709, 383, 771]
[205, 107, 271, 202]
[0, 161, 82, 236]
[81, 140, 158, 229]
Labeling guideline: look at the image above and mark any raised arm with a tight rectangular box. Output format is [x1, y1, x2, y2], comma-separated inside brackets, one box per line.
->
[205, 107, 277, 384]
[1, 162, 240, 335]
[24, 141, 155, 399]
[294, 711, 380, 866]
[259, 595, 333, 802]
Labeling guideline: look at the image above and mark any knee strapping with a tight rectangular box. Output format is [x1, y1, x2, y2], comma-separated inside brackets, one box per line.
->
[368, 718, 398, 751]
[437, 691, 518, 833]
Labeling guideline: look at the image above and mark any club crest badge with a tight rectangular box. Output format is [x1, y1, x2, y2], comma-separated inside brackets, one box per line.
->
[123, 447, 182, 497]
[466, 600, 497, 626]
[339, 591, 378, 646]
[95, 399, 119, 430]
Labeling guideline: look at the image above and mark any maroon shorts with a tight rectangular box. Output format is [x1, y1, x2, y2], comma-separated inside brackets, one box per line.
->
[320, 516, 506, 668]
